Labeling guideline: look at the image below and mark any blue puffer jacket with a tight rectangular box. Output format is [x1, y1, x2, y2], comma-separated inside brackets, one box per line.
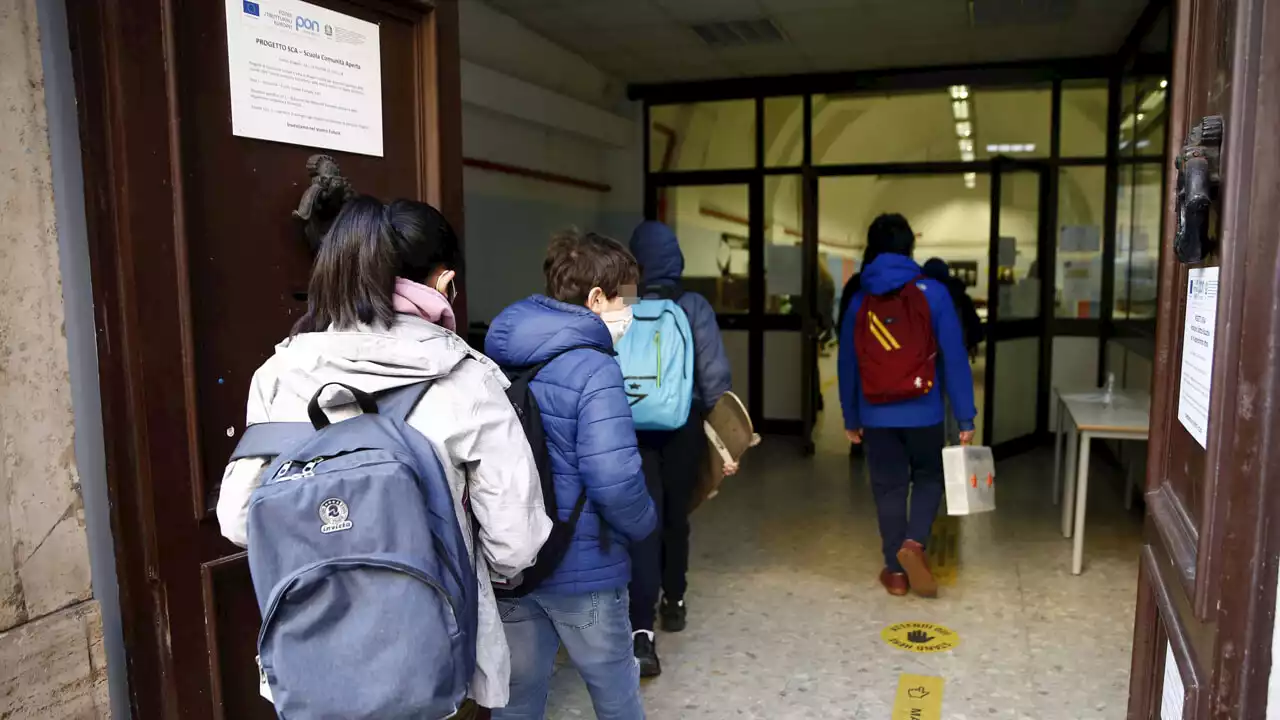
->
[629, 221, 733, 411]
[485, 295, 657, 594]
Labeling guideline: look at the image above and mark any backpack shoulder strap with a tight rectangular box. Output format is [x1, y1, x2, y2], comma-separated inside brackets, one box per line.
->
[376, 381, 435, 422]
[230, 421, 314, 460]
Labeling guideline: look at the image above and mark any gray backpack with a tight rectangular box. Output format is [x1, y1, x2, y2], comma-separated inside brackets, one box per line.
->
[229, 381, 477, 719]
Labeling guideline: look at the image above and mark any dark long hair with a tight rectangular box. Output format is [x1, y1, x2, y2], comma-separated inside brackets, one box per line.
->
[293, 195, 460, 333]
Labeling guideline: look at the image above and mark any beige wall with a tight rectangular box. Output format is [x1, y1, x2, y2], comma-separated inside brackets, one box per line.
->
[0, 0, 110, 716]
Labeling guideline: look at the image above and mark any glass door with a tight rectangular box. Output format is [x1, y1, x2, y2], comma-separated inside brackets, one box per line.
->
[651, 181, 800, 436]
[818, 172, 993, 444]
[984, 162, 1050, 449]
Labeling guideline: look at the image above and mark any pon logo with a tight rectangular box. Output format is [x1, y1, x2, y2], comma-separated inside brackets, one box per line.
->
[296, 15, 322, 32]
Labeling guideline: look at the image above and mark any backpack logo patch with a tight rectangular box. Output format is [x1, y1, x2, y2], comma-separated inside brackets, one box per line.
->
[319, 498, 353, 534]
[867, 311, 902, 352]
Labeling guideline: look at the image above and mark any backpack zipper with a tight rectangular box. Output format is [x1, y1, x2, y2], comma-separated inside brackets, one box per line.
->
[655, 330, 662, 388]
[258, 555, 461, 654]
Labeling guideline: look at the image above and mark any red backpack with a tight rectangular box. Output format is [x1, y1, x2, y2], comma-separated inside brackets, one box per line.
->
[855, 277, 938, 404]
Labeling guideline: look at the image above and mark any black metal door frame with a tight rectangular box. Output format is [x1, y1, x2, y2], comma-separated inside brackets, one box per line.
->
[984, 158, 1054, 455]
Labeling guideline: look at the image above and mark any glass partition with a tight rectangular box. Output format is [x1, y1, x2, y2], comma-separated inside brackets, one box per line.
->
[992, 338, 1040, 444]
[813, 86, 1050, 165]
[1060, 80, 1108, 157]
[764, 175, 803, 315]
[649, 100, 756, 171]
[1117, 77, 1169, 158]
[656, 184, 751, 313]
[993, 170, 1042, 321]
[764, 96, 804, 167]
[1057, 166, 1106, 318]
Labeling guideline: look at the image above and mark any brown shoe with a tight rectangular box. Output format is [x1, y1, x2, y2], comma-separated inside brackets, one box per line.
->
[879, 568, 909, 596]
[897, 540, 938, 598]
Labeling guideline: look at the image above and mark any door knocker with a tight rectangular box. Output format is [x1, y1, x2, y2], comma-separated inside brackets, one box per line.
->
[293, 154, 356, 254]
[1173, 115, 1223, 264]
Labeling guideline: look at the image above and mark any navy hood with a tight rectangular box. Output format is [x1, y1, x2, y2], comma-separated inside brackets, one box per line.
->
[629, 221, 684, 287]
[862, 253, 924, 295]
[485, 295, 613, 368]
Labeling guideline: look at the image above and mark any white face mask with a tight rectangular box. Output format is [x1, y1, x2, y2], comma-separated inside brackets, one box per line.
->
[601, 307, 634, 344]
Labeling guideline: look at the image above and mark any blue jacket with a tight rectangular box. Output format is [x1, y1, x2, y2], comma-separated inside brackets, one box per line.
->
[629, 221, 732, 411]
[485, 295, 657, 594]
[838, 254, 977, 431]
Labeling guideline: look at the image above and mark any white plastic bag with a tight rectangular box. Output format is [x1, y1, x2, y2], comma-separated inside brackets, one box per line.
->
[943, 445, 996, 516]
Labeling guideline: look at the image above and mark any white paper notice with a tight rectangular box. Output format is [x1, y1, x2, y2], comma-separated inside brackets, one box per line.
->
[1161, 644, 1186, 719]
[1177, 266, 1219, 447]
[224, 0, 383, 156]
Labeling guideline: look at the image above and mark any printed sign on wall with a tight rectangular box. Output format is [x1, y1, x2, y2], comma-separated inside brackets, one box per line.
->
[225, 0, 384, 156]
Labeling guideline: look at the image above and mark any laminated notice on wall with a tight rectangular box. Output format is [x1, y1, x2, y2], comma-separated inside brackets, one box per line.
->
[1177, 266, 1219, 448]
[224, 0, 384, 156]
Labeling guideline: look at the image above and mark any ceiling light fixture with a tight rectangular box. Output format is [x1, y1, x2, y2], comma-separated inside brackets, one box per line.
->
[1137, 113, 1145, 121]
[952, 100, 970, 120]
[1160, 79, 1168, 88]
[959, 139, 974, 153]
[955, 121, 973, 138]
[964, 172, 977, 189]
[950, 85, 970, 100]
[986, 142, 1037, 154]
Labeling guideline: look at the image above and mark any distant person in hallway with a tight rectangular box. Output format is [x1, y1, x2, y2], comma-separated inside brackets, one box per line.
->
[921, 258, 984, 359]
[626, 220, 733, 677]
[838, 214, 977, 599]
[486, 230, 656, 720]
[836, 246, 877, 456]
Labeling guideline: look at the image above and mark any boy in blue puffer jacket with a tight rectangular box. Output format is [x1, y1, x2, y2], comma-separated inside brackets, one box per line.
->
[626, 221, 733, 677]
[486, 230, 656, 720]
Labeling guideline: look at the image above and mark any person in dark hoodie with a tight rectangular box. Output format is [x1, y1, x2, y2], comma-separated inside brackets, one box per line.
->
[626, 220, 733, 677]
[486, 230, 657, 720]
[839, 214, 977, 599]
[836, 246, 880, 456]
[921, 257, 984, 358]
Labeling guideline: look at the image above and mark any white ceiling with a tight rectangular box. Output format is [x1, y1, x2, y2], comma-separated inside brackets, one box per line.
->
[481, 0, 1151, 84]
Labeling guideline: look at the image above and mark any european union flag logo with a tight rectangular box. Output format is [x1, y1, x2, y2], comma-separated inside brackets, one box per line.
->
[243, 1, 260, 16]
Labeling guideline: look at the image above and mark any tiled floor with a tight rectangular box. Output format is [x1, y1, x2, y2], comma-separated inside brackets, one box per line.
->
[542, 378, 1143, 719]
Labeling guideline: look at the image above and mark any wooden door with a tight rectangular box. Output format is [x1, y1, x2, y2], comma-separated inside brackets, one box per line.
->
[66, 0, 462, 716]
[1127, 0, 1280, 717]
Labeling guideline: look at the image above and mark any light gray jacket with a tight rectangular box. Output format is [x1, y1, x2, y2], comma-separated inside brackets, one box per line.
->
[217, 315, 550, 708]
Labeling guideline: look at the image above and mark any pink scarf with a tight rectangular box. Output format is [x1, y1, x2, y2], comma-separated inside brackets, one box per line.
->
[392, 277, 456, 332]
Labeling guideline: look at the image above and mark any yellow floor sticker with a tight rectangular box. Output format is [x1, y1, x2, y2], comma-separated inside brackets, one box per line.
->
[927, 514, 961, 587]
[892, 674, 944, 719]
[881, 622, 960, 653]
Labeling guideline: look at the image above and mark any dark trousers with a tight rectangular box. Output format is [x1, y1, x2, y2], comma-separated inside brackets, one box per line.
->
[863, 424, 946, 573]
[628, 409, 704, 632]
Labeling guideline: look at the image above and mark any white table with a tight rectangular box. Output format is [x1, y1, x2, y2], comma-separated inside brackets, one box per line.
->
[1051, 389, 1150, 575]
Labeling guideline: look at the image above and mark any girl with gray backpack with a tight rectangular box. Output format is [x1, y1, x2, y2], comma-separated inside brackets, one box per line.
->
[217, 196, 550, 718]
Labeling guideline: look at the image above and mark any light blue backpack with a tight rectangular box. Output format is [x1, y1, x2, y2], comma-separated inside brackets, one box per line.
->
[616, 297, 695, 430]
[228, 381, 476, 719]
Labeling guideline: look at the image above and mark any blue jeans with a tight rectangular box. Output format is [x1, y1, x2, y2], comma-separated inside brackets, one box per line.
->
[493, 589, 644, 720]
